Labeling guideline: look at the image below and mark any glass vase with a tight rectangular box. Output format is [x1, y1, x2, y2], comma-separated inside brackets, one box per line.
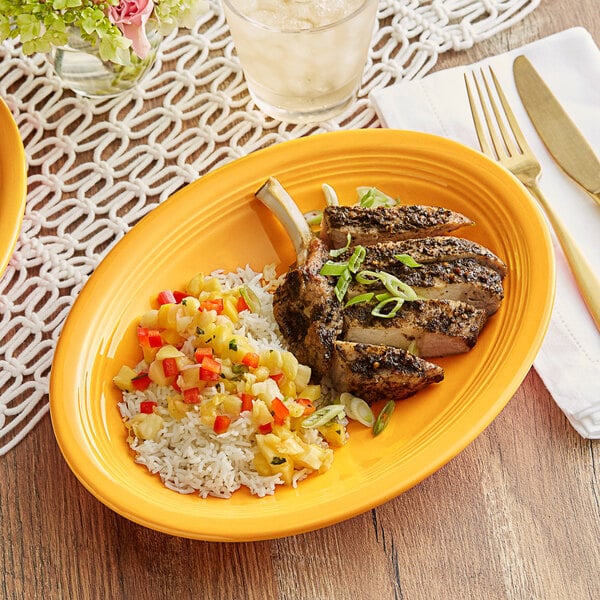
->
[51, 28, 160, 98]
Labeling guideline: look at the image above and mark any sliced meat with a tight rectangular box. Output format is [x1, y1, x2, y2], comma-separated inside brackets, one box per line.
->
[330, 341, 444, 403]
[273, 239, 342, 379]
[338, 236, 507, 277]
[320, 205, 474, 249]
[348, 258, 504, 316]
[343, 299, 488, 357]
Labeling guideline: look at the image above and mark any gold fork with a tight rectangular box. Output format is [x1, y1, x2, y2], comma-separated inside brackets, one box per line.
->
[464, 67, 600, 331]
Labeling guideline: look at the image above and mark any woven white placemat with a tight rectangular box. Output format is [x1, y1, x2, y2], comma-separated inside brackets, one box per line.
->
[0, 0, 539, 454]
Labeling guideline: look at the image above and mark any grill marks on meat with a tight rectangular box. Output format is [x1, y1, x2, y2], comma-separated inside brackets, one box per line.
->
[273, 240, 342, 379]
[343, 299, 488, 357]
[330, 341, 444, 403]
[321, 205, 474, 249]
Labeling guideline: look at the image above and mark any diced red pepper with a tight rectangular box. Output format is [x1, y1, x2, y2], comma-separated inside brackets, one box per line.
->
[269, 372, 285, 385]
[241, 352, 259, 369]
[194, 347, 213, 362]
[297, 398, 315, 416]
[137, 327, 163, 348]
[213, 415, 231, 434]
[240, 393, 254, 412]
[139, 401, 157, 414]
[200, 355, 221, 381]
[258, 422, 272, 434]
[183, 387, 201, 404]
[236, 295, 249, 313]
[173, 290, 189, 303]
[162, 357, 179, 378]
[199, 298, 224, 314]
[172, 378, 182, 393]
[157, 290, 177, 305]
[271, 397, 289, 425]
[131, 372, 151, 391]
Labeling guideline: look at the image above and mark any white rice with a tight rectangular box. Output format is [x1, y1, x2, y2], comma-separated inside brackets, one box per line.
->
[118, 265, 317, 499]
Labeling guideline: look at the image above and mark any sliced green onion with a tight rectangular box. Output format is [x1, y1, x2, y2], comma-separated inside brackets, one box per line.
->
[320, 261, 349, 277]
[322, 183, 339, 206]
[356, 187, 398, 208]
[356, 270, 419, 301]
[371, 296, 405, 318]
[304, 209, 323, 226]
[381, 274, 419, 301]
[240, 285, 261, 313]
[301, 404, 346, 428]
[334, 269, 352, 303]
[348, 245, 366, 273]
[339, 392, 374, 427]
[329, 232, 352, 258]
[354, 270, 381, 286]
[375, 292, 392, 302]
[395, 254, 422, 268]
[373, 400, 395, 436]
[344, 292, 374, 307]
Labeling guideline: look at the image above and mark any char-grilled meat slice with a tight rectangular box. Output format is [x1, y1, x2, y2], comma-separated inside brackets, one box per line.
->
[340, 236, 507, 277]
[343, 299, 488, 357]
[272, 239, 343, 379]
[330, 341, 444, 403]
[321, 205, 474, 249]
[348, 257, 504, 316]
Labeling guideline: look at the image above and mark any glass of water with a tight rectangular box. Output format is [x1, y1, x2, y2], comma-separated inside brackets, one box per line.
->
[222, 0, 379, 123]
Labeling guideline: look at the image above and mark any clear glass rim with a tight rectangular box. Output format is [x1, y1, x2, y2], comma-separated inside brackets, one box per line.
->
[221, 0, 376, 35]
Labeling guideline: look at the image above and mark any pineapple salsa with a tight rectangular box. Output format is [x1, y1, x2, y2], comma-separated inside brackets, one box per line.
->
[113, 268, 350, 497]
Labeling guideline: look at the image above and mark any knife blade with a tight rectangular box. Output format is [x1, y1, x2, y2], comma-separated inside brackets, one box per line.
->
[513, 55, 600, 204]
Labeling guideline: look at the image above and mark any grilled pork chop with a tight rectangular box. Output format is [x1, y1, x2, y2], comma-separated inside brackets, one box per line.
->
[257, 177, 505, 405]
[338, 236, 507, 277]
[321, 205, 474, 249]
[272, 239, 343, 379]
[330, 341, 444, 403]
[343, 299, 488, 357]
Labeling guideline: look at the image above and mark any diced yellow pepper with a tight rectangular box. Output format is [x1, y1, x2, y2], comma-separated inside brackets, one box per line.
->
[222, 294, 239, 323]
[297, 384, 321, 402]
[281, 351, 298, 381]
[128, 413, 163, 441]
[155, 344, 185, 360]
[295, 364, 311, 392]
[157, 303, 180, 329]
[113, 365, 137, 392]
[269, 456, 293, 485]
[167, 395, 189, 420]
[253, 453, 271, 476]
[251, 399, 274, 427]
[294, 445, 326, 471]
[221, 394, 242, 415]
[318, 422, 348, 447]
[139, 309, 159, 328]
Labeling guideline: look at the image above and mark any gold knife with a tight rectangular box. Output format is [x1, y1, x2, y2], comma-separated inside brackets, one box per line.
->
[513, 55, 600, 207]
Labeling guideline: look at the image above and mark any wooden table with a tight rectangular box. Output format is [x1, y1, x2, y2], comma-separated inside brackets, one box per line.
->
[2, 1, 599, 598]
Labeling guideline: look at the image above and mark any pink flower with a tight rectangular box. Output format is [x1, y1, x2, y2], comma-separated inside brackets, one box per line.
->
[109, 0, 155, 59]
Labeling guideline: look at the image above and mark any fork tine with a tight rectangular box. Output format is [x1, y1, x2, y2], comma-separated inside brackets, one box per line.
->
[464, 73, 494, 157]
[485, 66, 535, 158]
[478, 67, 519, 159]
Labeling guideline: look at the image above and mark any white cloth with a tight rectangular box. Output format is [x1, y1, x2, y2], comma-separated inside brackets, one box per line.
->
[370, 27, 600, 438]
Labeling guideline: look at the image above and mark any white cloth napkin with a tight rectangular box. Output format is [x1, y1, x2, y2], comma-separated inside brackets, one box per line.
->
[370, 27, 600, 438]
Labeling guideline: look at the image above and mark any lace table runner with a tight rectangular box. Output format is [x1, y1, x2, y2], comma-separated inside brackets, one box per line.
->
[0, 0, 539, 454]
